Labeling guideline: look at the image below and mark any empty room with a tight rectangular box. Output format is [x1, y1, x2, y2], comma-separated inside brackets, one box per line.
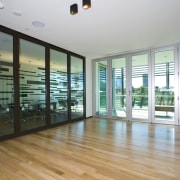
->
[0, 0, 180, 179]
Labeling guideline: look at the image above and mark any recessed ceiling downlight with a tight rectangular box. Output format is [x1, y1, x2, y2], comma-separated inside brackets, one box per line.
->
[32, 21, 45, 28]
[0, 2, 5, 9]
[13, 11, 22, 16]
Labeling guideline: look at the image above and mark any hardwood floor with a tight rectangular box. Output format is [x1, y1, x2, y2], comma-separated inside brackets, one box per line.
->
[0, 117, 180, 179]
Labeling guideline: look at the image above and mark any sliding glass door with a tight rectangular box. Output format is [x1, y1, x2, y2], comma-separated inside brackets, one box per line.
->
[153, 49, 177, 124]
[131, 54, 149, 121]
[93, 47, 179, 125]
[112, 57, 126, 118]
[95, 61, 108, 116]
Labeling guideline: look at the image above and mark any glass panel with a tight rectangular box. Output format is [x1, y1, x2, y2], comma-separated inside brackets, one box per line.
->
[132, 54, 148, 120]
[50, 49, 68, 124]
[0, 32, 14, 136]
[19, 39, 46, 131]
[95, 61, 107, 116]
[154, 50, 174, 121]
[112, 58, 126, 118]
[71, 56, 84, 119]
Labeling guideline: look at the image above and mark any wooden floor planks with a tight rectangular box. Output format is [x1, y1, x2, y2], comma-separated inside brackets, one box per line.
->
[0, 117, 180, 179]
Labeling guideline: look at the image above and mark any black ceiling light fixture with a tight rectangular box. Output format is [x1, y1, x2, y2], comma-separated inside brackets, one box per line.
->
[70, 0, 91, 15]
[82, 0, 91, 9]
[70, 3, 78, 15]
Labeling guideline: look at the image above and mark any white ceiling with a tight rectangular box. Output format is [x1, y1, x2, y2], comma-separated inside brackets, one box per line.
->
[1, 0, 180, 60]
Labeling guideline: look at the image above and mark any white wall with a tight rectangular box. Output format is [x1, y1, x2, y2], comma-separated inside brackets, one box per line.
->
[86, 59, 93, 117]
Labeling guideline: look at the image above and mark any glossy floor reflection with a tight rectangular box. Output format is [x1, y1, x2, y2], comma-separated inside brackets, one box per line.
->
[0, 118, 179, 179]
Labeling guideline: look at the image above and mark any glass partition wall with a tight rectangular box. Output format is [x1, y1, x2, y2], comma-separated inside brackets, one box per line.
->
[71, 56, 85, 119]
[50, 50, 68, 124]
[0, 32, 14, 136]
[19, 39, 46, 131]
[0, 27, 85, 140]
